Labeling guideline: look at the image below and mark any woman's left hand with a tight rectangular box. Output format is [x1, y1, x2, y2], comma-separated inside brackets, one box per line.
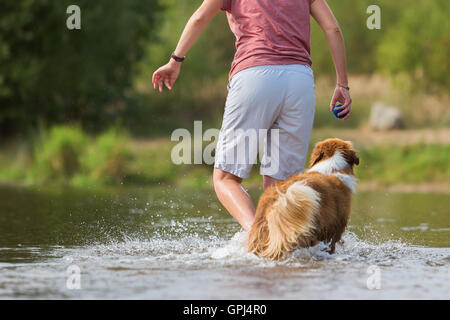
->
[152, 60, 181, 92]
[330, 85, 352, 120]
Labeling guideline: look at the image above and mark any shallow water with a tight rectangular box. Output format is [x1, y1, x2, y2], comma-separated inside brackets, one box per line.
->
[0, 185, 449, 299]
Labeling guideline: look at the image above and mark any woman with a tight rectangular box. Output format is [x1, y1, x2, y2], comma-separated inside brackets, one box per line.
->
[153, 0, 352, 232]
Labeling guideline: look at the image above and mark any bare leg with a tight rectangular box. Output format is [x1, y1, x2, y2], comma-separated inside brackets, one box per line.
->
[263, 175, 279, 190]
[213, 168, 256, 232]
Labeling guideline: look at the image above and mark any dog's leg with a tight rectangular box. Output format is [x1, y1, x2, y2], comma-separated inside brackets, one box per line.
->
[328, 241, 336, 254]
[319, 240, 336, 254]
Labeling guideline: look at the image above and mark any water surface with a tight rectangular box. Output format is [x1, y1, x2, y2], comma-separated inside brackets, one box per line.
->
[0, 185, 449, 299]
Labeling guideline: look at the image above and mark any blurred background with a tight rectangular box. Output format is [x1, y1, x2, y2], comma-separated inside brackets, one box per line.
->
[0, 0, 449, 191]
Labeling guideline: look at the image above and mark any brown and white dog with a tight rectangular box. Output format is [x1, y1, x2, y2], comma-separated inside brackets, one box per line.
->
[248, 138, 359, 260]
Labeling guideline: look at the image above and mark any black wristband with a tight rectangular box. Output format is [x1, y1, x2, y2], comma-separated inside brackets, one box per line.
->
[171, 52, 185, 62]
[337, 83, 350, 91]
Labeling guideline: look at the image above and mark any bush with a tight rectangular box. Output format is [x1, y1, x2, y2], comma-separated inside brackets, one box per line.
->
[77, 128, 131, 185]
[31, 125, 87, 183]
[29, 125, 131, 186]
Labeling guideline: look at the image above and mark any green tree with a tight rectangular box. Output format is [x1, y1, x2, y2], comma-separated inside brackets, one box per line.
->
[377, 0, 450, 91]
[0, 0, 160, 136]
[132, 0, 234, 135]
[310, 0, 404, 76]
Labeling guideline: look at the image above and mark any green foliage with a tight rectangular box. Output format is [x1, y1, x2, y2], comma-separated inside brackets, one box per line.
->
[0, 140, 30, 182]
[31, 125, 88, 183]
[0, 0, 160, 135]
[126, 141, 182, 184]
[131, 0, 233, 135]
[311, 0, 449, 91]
[0, 0, 448, 137]
[2, 128, 449, 188]
[140, 0, 233, 86]
[377, 0, 450, 91]
[312, 0, 374, 75]
[356, 144, 450, 184]
[77, 128, 131, 186]
[177, 166, 212, 189]
[29, 125, 130, 186]
[310, 1, 405, 76]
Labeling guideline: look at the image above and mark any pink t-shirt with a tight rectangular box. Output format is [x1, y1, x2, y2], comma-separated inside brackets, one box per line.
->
[221, 0, 315, 80]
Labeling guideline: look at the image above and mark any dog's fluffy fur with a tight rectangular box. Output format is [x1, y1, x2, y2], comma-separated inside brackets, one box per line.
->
[248, 138, 360, 260]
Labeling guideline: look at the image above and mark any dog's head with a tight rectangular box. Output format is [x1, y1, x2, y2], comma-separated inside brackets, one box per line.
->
[308, 138, 359, 173]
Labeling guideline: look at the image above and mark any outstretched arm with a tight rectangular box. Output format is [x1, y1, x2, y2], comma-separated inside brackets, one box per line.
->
[152, 0, 223, 92]
[311, 0, 352, 119]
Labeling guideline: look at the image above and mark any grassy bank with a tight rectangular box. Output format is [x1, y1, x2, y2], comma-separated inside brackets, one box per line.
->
[0, 126, 131, 187]
[0, 125, 449, 192]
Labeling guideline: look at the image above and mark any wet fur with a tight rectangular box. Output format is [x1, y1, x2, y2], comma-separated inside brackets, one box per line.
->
[248, 138, 360, 260]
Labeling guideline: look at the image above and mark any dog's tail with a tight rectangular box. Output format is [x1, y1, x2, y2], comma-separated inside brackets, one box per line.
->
[252, 180, 321, 260]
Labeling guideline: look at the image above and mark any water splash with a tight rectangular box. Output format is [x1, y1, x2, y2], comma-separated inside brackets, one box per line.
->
[61, 228, 448, 271]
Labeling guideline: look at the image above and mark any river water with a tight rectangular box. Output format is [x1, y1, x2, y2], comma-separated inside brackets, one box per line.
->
[0, 185, 449, 299]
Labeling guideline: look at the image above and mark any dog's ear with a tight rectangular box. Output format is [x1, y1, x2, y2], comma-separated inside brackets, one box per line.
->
[310, 151, 324, 167]
[349, 150, 360, 166]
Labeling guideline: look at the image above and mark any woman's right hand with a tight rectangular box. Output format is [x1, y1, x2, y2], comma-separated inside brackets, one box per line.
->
[152, 60, 182, 92]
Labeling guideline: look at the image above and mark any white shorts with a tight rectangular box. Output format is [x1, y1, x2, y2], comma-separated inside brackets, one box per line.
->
[214, 64, 316, 180]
